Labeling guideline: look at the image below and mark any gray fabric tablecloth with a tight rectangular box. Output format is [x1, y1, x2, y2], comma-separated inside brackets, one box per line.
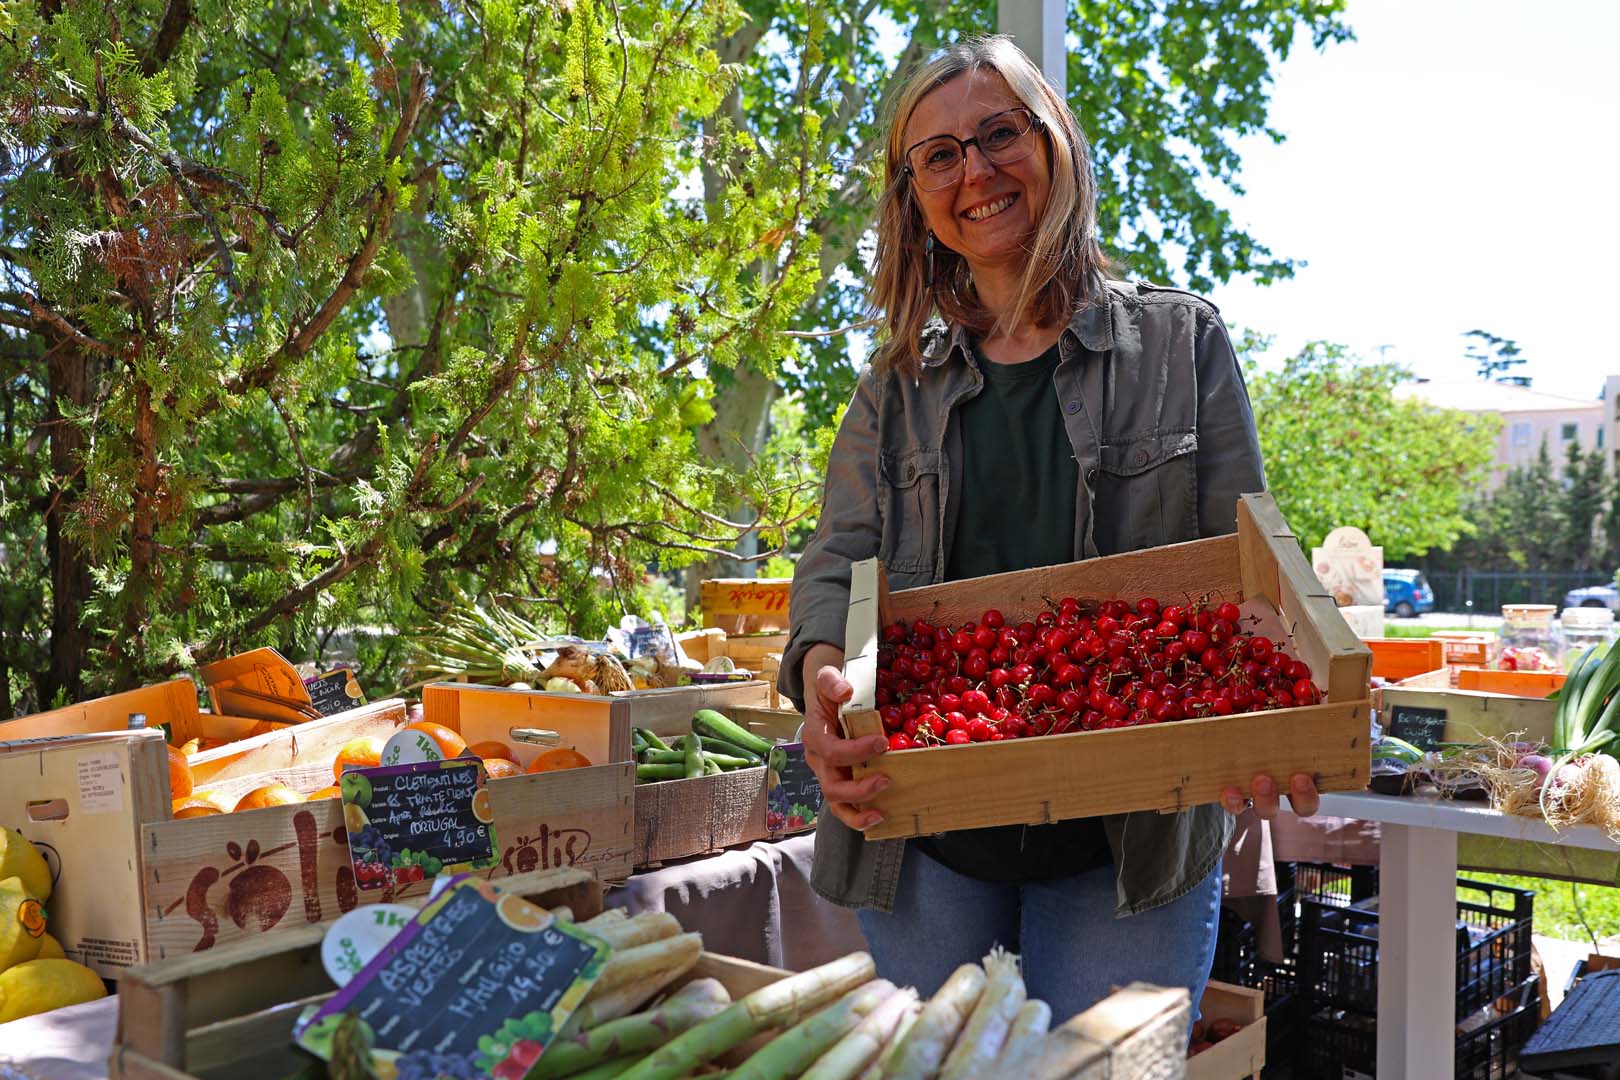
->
[606, 834, 865, 972]
[0, 995, 117, 1080]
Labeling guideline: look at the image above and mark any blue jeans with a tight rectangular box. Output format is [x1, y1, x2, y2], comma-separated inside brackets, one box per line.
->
[855, 842, 1222, 1029]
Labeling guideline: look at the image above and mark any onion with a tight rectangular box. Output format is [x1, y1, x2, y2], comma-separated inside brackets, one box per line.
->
[1555, 763, 1584, 789]
[1518, 754, 1553, 782]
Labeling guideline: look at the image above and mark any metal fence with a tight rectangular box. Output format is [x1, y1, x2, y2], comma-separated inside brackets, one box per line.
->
[1411, 569, 1606, 614]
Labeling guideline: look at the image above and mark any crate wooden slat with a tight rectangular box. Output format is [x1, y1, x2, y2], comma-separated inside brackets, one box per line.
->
[631, 706, 805, 866]
[1188, 980, 1266, 1080]
[1456, 667, 1565, 698]
[110, 868, 600, 1080]
[841, 493, 1372, 840]
[701, 577, 792, 632]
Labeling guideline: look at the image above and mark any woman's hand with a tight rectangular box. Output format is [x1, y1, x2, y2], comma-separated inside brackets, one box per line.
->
[800, 643, 890, 831]
[1221, 774, 1319, 820]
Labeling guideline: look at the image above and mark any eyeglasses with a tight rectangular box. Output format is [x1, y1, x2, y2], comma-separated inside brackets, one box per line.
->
[902, 108, 1045, 193]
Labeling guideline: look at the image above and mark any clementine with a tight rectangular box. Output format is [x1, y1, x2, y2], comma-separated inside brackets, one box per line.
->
[332, 735, 386, 780]
[305, 785, 342, 801]
[467, 740, 513, 761]
[527, 747, 593, 773]
[233, 785, 304, 812]
[172, 791, 231, 818]
[166, 746, 194, 800]
[406, 721, 468, 761]
[482, 758, 523, 779]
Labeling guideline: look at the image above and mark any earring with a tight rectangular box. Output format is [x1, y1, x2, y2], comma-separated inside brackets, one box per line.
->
[925, 231, 937, 289]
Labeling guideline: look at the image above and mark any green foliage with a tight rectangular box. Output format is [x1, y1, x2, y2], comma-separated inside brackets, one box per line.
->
[1243, 339, 1496, 560]
[0, 0, 830, 708]
[1464, 328, 1530, 387]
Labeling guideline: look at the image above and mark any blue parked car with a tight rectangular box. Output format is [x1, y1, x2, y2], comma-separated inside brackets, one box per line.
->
[1384, 569, 1435, 618]
[1563, 584, 1620, 611]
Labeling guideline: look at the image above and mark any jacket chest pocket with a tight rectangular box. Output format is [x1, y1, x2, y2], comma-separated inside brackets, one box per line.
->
[879, 448, 944, 576]
[1091, 431, 1199, 555]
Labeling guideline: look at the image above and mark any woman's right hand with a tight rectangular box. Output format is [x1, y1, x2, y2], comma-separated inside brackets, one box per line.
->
[800, 643, 890, 831]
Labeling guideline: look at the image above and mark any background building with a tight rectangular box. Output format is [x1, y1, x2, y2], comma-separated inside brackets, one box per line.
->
[1393, 379, 1606, 487]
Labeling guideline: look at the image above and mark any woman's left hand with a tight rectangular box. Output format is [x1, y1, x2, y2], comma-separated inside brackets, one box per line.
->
[1220, 774, 1319, 819]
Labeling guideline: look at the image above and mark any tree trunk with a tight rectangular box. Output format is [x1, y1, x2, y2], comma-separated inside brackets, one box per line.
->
[685, 365, 782, 614]
[45, 344, 100, 705]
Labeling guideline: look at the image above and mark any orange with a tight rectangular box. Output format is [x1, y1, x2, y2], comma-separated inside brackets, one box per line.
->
[482, 758, 523, 779]
[172, 791, 231, 819]
[406, 721, 468, 761]
[166, 746, 194, 800]
[233, 785, 304, 813]
[467, 740, 513, 761]
[305, 785, 342, 801]
[526, 747, 593, 773]
[495, 893, 549, 932]
[332, 735, 386, 780]
[176, 737, 204, 757]
[471, 787, 495, 824]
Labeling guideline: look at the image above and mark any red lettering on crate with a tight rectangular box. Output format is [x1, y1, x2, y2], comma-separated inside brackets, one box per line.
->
[501, 826, 592, 874]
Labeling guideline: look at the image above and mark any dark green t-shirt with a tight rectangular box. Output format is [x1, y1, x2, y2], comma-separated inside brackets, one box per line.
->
[914, 340, 1111, 884]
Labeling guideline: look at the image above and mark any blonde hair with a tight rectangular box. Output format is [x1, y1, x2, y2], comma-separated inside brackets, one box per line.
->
[869, 35, 1109, 376]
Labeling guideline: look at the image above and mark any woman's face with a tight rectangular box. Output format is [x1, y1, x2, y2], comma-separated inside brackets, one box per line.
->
[901, 69, 1052, 277]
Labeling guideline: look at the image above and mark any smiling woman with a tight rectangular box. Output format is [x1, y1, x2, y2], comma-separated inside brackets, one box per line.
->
[776, 34, 1322, 1030]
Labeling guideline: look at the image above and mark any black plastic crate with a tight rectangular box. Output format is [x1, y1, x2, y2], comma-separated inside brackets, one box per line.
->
[1259, 962, 1302, 1080]
[1278, 861, 1378, 959]
[1298, 878, 1533, 1018]
[1297, 975, 1539, 1079]
[1212, 902, 1259, 986]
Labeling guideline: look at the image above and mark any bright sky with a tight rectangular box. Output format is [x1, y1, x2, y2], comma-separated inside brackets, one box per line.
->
[1207, 0, 1620, 401]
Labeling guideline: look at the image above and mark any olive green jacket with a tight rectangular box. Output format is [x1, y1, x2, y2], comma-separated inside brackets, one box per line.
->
[779, 279, 1264, 917]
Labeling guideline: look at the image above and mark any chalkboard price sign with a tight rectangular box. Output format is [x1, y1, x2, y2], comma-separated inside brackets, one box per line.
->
[296, 877, 610, 1078]
[342, 759, 498, 891]
[766, 742, 822, 838]
[305, 667, 365, 716]
[1387, 704, 1448, 751]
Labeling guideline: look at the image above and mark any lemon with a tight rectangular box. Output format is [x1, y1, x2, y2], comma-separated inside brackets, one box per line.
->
[0, 828, 51, 901]
[0, 959, 107, 1023]
[0, 876, 47, 969]
[37, 933, 65, 960]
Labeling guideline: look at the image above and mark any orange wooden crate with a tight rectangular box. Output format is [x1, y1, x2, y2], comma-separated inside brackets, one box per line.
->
[1366, 638, 1445, 682]
[1456, 668, 1565, 698]
[840, 493, 1372, 840]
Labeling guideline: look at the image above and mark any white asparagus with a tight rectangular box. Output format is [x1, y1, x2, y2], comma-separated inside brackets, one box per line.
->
[562, 950, 703, 1035]
[992, 999, 1052, 1071]
[729, 980, 896, 1080]
[939, 949, 1025, 1080]
[547, 905, 574, 923]
[801, 986, 919, 1080]
[588, 911, 683, 949]
[857, 1004, 918, 1080]
[579, 908, 629, 928]
[878, 963, 986, 1080]
[590, 933, 704, 996]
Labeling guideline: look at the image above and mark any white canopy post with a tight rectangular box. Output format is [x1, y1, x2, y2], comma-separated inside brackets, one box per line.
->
[997, 0, 1067, 96]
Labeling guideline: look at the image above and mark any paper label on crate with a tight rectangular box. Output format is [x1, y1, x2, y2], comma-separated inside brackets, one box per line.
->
[295, 877, 610, 1076]
[766, 742, 822, 838]
[1387, 704, 1448, 751]
[75, 751, 124, 813]
[342, 758, 497, 891]
[304, 667, 366, 716]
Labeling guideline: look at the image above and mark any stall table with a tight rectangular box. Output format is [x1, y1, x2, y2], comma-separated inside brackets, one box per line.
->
[1314, 790, 1620, 1079]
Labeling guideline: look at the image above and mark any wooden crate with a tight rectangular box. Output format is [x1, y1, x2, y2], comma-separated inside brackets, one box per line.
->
[1188, 980, 1266, 1080]
[841, 493, 1373, 839]
[108, 867, 604, 1080]
[1377, 673, 1557, 748]
[701, 577, 792, 633]
[674, 626, 727, 664]
[631, 706, 806, 867]
[1457, 667, 1565, 697]
[1365, 637, 1445, 682]
[1431, 631, 1493, 668]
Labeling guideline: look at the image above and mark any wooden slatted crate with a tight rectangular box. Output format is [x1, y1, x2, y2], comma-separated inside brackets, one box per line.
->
[840, 493, 1373, 839]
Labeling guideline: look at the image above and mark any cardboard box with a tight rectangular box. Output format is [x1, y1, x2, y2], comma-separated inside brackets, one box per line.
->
[630, 705, 807, 867]
[840, 493, 1372, 840]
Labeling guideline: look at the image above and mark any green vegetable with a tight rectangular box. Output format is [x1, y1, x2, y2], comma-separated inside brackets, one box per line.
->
[1372, 737, 1426, 765]
[682, 733, 703, 780]
[697, 736, 764, 765]
[637, 728, 673, 753]
[532, 981, 730, 1079]
[636, 764, 688, 782]
[692, 709, 772, 758]
[729, 980, 893, 1080]
[703, 756, 722, 776]
[631, 729, 648, 755]
[642, 748, 758, 771]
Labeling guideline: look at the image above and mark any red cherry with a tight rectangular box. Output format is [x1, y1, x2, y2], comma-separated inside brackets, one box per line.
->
[973, 626, 997, 650]
[1059, 689, 1085, 713]
[967, 718, 993, 742]
[982, 609, 1006, 629]
[888, 733, 916, 751]
[1216, 602, 1242, 623]
[945, 729, 972, 745]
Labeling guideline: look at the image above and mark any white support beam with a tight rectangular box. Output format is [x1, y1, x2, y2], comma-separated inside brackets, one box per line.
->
[997, 0, 1067, 97]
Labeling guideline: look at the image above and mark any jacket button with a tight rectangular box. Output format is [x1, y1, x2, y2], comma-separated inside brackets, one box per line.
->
[905, 464, 915, 480]
[1133, 448, 1149, 466]
[1086, 468, 1098, 483]
[1065, 401, 1081, 415]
